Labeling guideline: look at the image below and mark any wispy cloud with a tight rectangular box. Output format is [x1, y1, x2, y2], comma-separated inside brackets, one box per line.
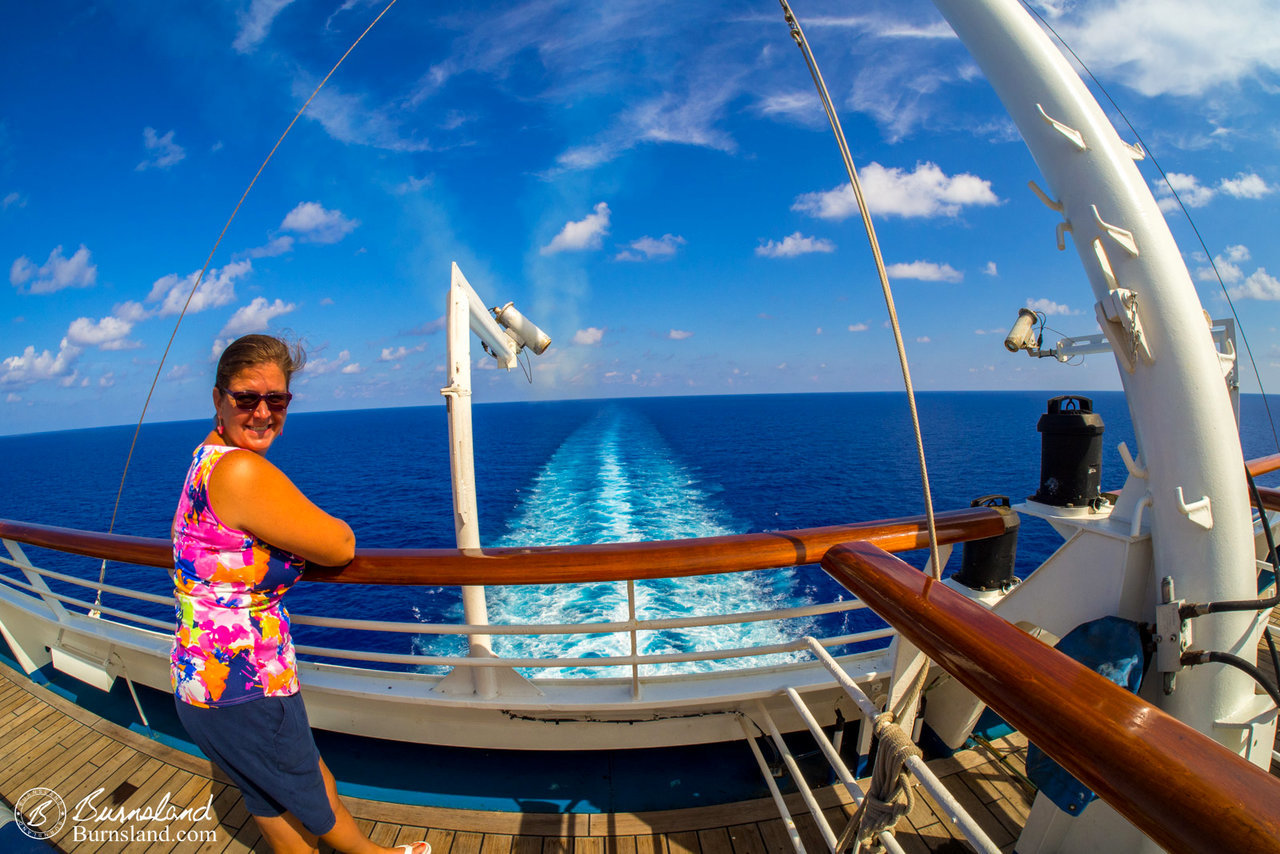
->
[3, 191, 25, 210]
[755, 232, 835, 258]
[233, 0, 296, 54]
[300, 82, 431, 152]
[136, 127, 185, 171]
[1197, 244, 1280, 300]
[615, 233, 685, 262]
[1044, 0, 1280, 98]
[668, 329, 693, 340]
[1153, 171, 1272, 212]
[542, 203, 610, 255]
[886, 260, 963, 282]
[793, 162, 999, 220]
[1027, 298, 1076, 316]
[379, 343, 427, 362]
[10, 245, 97, 294]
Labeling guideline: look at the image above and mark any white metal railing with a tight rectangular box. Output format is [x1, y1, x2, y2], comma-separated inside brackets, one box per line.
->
[745, 636, 1002, 854]
[0, 538, 893, 688]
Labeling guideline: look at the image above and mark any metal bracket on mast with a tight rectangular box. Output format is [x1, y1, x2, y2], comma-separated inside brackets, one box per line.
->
[1035, 103, 1087, 151]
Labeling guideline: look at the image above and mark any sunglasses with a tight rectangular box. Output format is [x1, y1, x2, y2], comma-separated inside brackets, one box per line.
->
[221, 388, 293, 412]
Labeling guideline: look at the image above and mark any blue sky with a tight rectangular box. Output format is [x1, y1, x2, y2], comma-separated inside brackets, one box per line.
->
[2, 0, 1278, 436]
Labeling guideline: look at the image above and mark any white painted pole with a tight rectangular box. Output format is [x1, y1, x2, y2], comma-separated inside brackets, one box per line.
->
[930, 1, 1257, 849]
[442, 262, 498, 699]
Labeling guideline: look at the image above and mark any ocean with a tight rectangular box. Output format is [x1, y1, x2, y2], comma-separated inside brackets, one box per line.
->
[2, 391, 1277, 675]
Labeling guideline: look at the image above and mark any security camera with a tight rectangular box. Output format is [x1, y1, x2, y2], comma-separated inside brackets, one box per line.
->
[1004, 308, 1039, 353]
[493, 302, 551, 355]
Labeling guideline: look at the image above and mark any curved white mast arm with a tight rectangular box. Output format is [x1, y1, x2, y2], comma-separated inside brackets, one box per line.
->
[931, 0, 1258, 847]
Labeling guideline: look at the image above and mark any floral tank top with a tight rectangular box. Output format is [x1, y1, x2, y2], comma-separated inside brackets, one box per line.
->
[171, 444, 304, 707]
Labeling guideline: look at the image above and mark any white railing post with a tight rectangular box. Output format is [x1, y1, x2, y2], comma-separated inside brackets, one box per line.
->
[440, 264, 501, 699]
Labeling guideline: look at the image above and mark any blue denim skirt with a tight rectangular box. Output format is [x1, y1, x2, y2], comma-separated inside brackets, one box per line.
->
[175, 692, 336, 836]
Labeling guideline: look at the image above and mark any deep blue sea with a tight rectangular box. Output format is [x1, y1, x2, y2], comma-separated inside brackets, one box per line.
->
[2, 391, 1278, 674]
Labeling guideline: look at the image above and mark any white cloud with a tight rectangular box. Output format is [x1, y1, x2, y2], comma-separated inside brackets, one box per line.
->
[848, 323, 869, 332]
[233, 0, 295, 53]
[219, 296, 296, 337]
[307, 349, 352, 375]
[3, 192, 25, 210]
[147, 261, 250, 316]
[1228, 268, 1280, 301]
[0, 338, 80, 387]
[755, 232, 835, 258]
[1047, 1, 1280, 98]
[1154, 171, 1272, 212]
[616, 234, 685, 262]
[136, 127, 186, 171]
[668, 329, 693, 340]
[66, 315, 139, 350]
[340, 362, 363, 374]
[10, 245, 97, 293]
[1219, 172, 1273, 200]
[1196, 244, 1250, 284]
[1027, 298, 1076, 316]
[542, 203, 611, 255]
[573, 327, 605, 346]
[886, 261, 963, 283]
[241, 236, 295, 259]
[379, 343, 427, 361]
[280, 202, 359, 244]
[916, 336, 932, 344]
[983, 261, 999, 277]
[792, 162, 999, 221]
[301, 83, 432, 152]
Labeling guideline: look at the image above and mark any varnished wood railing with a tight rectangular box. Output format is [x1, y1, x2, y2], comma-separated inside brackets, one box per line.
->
[821, 541, 1280, 854]
[0, 507, 1007, 585]
[1247, 452, 1280, 478]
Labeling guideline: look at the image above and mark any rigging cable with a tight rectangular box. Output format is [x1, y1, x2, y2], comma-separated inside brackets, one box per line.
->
[90, 0, 402, 612]
[778, 0, 943, 578]
[1020, 0, 1280, 456]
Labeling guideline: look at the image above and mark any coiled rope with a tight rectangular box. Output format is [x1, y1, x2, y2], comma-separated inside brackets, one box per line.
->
[90, 0, 402, 612]
[778, 0, 944, 578]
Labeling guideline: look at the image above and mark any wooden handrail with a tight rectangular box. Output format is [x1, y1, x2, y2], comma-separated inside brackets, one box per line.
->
[1252, 485, 1280, 514]
[0, 507, 1007, 586]
[821, 541, 1280, 854]
[1247, 452, 1280, 478]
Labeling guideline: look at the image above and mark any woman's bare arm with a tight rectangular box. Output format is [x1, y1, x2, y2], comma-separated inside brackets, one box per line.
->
[207, 450, 355, 566]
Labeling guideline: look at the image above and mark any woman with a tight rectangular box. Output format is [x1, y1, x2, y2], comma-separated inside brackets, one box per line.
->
[171, 334, 429, 854]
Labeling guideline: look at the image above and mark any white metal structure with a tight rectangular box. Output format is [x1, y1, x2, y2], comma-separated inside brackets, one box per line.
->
[0, 1, 1277, 851]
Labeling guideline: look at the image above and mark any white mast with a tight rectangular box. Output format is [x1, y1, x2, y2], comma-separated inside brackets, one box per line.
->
[931, 0, 1259, 849]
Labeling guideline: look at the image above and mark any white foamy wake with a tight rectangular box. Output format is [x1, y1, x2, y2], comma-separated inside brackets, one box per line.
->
[475, 405, 810, 677]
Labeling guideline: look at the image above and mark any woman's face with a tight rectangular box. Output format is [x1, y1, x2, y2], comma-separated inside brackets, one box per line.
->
[212, 362, 289, 454]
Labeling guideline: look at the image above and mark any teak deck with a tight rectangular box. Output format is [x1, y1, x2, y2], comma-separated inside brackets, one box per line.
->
[0, 662, 1033, 854]
[5, 605, 1278, 854]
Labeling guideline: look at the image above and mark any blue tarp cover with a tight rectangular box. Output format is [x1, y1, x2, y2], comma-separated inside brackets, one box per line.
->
[1024, 615, 1145, 815]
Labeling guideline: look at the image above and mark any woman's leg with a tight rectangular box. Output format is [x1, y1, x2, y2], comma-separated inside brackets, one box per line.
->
[253, 758, 427, 854]
[253, 811, 319, 854]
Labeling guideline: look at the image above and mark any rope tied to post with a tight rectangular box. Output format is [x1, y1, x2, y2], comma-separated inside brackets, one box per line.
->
[847, 713, 922, 853]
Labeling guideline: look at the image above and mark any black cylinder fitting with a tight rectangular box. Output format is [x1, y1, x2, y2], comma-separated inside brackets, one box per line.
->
[1032, 395, 1104, 507]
